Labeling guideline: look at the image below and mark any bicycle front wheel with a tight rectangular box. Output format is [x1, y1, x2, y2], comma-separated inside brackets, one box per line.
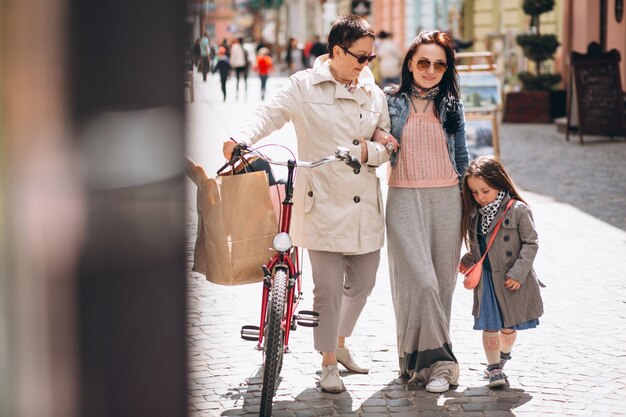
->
[259, 267, 288, 417]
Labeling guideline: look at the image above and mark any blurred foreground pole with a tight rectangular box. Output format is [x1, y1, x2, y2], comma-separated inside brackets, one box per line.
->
[1, 0, 81, 415]
[2, 0, 187, 411]
[70, 0, 188, 416]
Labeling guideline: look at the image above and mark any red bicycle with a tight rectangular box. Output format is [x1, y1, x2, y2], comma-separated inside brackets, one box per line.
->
[218, 142, 361, 417]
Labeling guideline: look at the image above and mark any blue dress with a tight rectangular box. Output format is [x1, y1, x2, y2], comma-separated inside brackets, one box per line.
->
[473, 225, 539, 331]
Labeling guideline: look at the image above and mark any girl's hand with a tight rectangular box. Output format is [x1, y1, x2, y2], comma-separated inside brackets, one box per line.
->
[458, 262, 471, 274]
[504, 277, 521, 291]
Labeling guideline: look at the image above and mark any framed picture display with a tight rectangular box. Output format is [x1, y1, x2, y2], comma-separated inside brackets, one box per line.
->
[459, 71, 502, 112]
[464, 111, 500, 160]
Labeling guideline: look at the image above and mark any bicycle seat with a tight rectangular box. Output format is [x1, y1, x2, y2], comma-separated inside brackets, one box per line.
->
[276, 178, 288, 185]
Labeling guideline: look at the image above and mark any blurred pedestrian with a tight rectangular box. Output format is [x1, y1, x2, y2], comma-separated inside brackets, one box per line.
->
[459, 156, 544, 388]
[255, 37, 271, 55]
[374, 30, 469, 393]
[242, 38, 256, 82]
[285, 37, 305, 74]
[200, 32, 211, 81]
[224, 15, 390, 394]
[309, 35, 327, 67]
[212, 47, 231, 101]
[192, 38, 201, 71]
[376, 31, 402, 86]
[254, 47, 273, 100]
[230, 38, 248, 98]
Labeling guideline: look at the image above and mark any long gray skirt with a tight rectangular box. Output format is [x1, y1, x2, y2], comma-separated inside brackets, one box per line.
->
[386, 186, 461, 385]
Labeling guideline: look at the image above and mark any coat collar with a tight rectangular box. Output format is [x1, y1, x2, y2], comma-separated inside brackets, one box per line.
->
[311, 54, 375, 105]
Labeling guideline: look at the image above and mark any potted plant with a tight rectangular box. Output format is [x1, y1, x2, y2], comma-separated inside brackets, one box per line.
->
[504, 0, 563, 122]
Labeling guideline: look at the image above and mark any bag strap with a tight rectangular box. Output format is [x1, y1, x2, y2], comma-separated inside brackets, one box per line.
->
[475, 199, 516, 263]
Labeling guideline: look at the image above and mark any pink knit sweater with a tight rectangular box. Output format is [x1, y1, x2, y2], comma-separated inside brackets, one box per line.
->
[388, 111, 458, 188]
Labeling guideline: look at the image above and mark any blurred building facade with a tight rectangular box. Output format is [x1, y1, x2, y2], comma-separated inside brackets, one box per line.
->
[194, 0, 626, 93]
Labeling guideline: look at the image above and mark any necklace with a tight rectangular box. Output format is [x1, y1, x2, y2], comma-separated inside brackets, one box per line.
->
[410, 97, 432, 113]
[342, 80, 357, 93]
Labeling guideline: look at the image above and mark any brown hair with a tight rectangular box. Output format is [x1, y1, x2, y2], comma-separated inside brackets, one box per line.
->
[460, 156, 528, 248]
[327, 14, 375, 58]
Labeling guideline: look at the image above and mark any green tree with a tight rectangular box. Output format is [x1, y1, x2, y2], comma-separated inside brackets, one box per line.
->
[516, 0, 561, 90]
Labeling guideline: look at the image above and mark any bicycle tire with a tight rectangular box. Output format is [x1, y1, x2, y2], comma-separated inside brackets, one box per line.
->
[259, 267, 288, 417]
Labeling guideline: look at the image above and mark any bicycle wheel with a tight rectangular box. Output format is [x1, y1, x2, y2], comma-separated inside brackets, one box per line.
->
[259, 267, 287, 417]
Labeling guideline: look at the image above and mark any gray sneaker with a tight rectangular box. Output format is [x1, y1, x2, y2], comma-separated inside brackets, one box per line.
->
[487, 365, 506, 388]
[484, 352, 511, 377]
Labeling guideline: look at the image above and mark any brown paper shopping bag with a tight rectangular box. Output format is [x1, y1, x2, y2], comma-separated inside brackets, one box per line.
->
[187, 158, 277, 285]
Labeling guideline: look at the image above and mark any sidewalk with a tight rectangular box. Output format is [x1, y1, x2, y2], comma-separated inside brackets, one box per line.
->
[186, 74, 626, 417]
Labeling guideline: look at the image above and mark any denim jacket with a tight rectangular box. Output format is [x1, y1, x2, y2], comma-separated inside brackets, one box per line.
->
[385, 90, 469, 180]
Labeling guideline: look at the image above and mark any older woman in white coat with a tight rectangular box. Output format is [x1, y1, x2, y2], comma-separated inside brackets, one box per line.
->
[224, 15, 391, 393]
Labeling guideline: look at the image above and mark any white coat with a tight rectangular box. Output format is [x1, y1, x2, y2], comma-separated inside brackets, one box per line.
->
[239, 55, 391, 254]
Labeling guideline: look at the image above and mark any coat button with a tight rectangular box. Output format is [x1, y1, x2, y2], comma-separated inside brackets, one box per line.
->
[307, 191, 313, 197]
[353, 196, 361, 203]
[504, 235, 510, 241]
[360, 113, 362, 119]
[504, 218, 510, 225]
[352, 139, 360, 145]
[506, 251, 512, 257]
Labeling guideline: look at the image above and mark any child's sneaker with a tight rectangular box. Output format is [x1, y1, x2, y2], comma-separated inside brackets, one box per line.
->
[486, 365, 506, 388]
[484, 351, 511, 377]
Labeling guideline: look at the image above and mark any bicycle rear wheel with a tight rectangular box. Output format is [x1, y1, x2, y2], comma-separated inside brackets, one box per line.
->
[259, 267, 288, 417]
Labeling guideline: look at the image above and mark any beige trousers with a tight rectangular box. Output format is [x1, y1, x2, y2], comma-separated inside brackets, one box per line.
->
[308, 249, 380, 352]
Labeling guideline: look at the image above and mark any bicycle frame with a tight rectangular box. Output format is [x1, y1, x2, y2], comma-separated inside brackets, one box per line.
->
[228, 143, 360, 416]
[256, 160, 300, 352]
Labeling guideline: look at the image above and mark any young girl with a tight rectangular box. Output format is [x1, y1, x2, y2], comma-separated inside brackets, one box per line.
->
[460, 156, 544, 388]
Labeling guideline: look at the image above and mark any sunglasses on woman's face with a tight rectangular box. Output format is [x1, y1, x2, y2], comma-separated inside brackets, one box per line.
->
[342, 47, 377, 64]
[413, 58, 448, 73]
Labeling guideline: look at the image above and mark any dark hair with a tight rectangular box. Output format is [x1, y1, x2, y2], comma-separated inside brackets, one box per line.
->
[327, 14, 375, 58]
[392, 30, 460, 117]
[460, 156, 528, 248]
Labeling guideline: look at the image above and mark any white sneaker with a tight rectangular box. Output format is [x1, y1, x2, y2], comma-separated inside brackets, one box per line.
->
[320, 364, 343, 393]
[426, 377, 450, 393]
[335, 346, 369, 374]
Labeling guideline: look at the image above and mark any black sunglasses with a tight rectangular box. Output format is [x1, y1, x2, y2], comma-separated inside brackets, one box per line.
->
[342, 47, 377, 64]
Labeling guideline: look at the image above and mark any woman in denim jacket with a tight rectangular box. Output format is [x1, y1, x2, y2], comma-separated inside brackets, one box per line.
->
[374, 31, 469, 393]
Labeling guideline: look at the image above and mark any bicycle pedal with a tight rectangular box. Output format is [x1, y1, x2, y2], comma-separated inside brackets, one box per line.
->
[296, 310, 320, 327]
[240, 325, 260, 341]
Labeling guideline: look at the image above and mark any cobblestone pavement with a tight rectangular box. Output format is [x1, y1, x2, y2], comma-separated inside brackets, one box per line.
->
[186, 74, 626, 416]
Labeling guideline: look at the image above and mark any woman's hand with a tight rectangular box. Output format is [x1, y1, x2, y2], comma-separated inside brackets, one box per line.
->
[223, 140, 237, 160]
[505, 277, 521, 291]
[372, 129, 399, 153]
[359, 137, 368, 163]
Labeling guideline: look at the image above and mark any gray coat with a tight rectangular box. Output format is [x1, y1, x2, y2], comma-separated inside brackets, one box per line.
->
[461, 194, 544, 328]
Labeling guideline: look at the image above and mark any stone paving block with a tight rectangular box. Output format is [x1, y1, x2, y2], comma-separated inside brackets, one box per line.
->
[309, 407, 334, 416]
[361, 405, 387, 413]
[272, 410, 296, 417]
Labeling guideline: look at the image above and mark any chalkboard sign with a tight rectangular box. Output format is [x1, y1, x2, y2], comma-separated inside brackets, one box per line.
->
[567, 42, 625, 144]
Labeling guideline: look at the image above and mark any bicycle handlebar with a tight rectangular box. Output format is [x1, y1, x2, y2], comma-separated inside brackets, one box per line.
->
[219, 142, 361, 174]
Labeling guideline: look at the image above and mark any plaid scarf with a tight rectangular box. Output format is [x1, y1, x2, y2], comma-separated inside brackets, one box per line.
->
[411, 85, 439, 100]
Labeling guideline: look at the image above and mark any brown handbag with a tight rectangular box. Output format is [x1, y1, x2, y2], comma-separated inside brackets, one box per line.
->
[462, 199, 515, 290]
